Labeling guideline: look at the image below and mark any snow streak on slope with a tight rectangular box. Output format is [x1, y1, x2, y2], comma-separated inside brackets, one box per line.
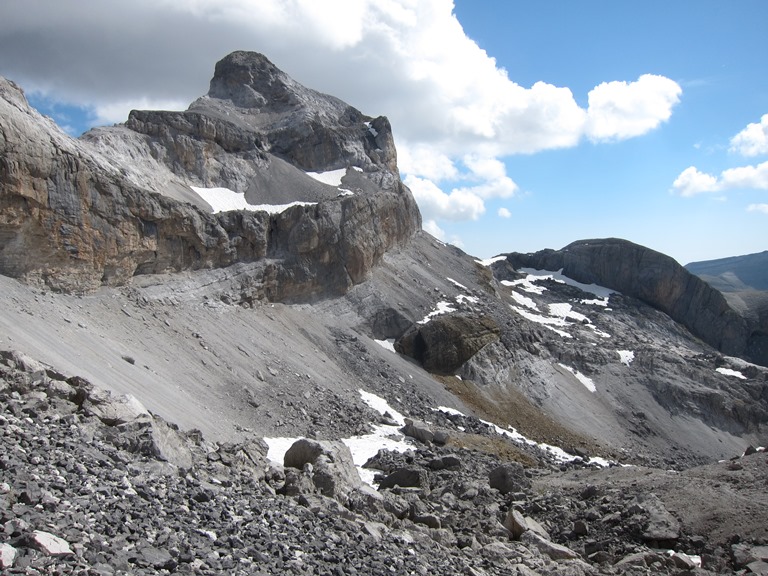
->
[191, 186, 316, 214]
[558, 363, 597, 393]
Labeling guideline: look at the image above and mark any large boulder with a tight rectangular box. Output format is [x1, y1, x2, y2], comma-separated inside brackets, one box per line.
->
[395, 314, 500, 374]
[283, 438, 362, 502]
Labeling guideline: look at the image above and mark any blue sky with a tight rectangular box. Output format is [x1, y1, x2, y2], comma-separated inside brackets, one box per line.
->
[1, 1, 766, 264]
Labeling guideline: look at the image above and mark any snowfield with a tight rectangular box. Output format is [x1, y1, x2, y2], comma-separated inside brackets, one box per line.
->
[190, 186, 316, 214]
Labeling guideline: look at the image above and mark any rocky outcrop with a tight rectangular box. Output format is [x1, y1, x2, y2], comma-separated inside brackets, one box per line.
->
[395, 314, 500, 374]
[499, 238, 766, 366]
[0, 52, 421, 299]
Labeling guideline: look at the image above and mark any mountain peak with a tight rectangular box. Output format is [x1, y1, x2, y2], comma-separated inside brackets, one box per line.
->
[207, 51, 302, 110]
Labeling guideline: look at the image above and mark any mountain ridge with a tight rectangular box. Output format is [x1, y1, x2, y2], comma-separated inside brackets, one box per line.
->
[1, 52, 767, 575]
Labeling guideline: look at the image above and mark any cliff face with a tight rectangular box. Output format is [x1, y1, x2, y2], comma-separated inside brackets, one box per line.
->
[500, 238, 766, 367]
[0, 52, 421, 299]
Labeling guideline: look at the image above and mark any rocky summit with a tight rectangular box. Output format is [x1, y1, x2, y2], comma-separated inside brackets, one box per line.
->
[1, 52, 767, 575]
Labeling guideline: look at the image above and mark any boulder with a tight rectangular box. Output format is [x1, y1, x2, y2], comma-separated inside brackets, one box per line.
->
[520, 530, 580, 561]
[83, 388, 151, 426]
[378, 466, 430, 490]
[503, 509, 529, 539]
[0, 543, 17, 569]
[28, 530, 73, 557]
[400, 418, 434, 444]
[395, 314, 500, 374]
[639, 493, 680, 544]
[488, 462, 531, 494]
[283, 438, 361, 501]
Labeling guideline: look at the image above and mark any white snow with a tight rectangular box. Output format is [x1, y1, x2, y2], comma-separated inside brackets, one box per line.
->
[435, 406, 465, 417]
[475, 255, 507, 266]
[446, 277, 468, 290]
[501, 278, 547, 295]
[617, 350, 635, 366]
[510, 306, 573, 338]
[337, 189, 355, 196]
[455, 294, 480, 305]
[716, 367, 746, 379]
[558, 363, 597, 393]
[518, 268, 616, 299]
[359, 389, 405, 425]
[436, 408, 610, 467]
[306, 168, 347, 187]
[510, 290, 538, 310]
[374, 338, 396, 353]
[418, 301, 456, 324]
[190, 186, 316, 214]
[264, 390, 412, 487]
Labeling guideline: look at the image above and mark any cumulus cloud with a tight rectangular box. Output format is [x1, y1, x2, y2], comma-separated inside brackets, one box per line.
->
[586, 74, 682, 141]
[498, 207, 512, 218]
[673, 161, 768, 196]
[747, 203, 768, 214]
[730, 114, 768, 157]
[404, 175, 485, 221]
[0, 0, 682, 227]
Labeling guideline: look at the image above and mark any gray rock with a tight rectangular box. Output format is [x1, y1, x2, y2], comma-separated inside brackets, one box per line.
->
[489, 463, 531, 494]
[639, 493, 679, 543]
[0, 543, 17, 569]
[400, 418, 434, 443]
[378, 466, 430, 490]
[283, 438, 361, 501]
[503, 508, 529, 539]
[28, 530, 74, 557]
[396, 314, 500, 374]
[520, 530, 580, 561]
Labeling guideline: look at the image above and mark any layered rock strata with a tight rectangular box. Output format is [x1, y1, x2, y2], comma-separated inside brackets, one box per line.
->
[0, 52, 420, 299]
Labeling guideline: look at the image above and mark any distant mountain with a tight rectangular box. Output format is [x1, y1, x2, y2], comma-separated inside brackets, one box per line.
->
[686, 251, 768, 292]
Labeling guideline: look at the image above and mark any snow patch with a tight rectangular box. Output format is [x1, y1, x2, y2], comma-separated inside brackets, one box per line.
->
[446, 277, 468, 291]
[618, 350, 635, 366]
[374, 339, 396, 353]
[456, 294, 479, 305]
[265, 391, 412, 487]
[558, 363, 597, 393]
[191, 186, 316, 214]
[306, 168, 347, 187]
[418, 301, 456, 324]
[510, 291, 538, 310]
[475, 255, 506, 266]
[518, 268, 616, 299]
[510, 306, 573, 338]
[716, 367, 746, 379]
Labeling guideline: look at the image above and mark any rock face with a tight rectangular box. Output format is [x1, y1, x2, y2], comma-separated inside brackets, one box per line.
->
[395, 314, 500, 374]
[500, 238, 766, 366]
[0, 52, 420, 299]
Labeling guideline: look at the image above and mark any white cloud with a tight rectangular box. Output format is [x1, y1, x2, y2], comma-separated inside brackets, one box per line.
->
[0, 0, 682, 226]
[422, 218, 445, 239]
[404, 174, 485, 221]
[94, 97, 189, 126]
[586, 74, 682, 141]
[498, 207, 512, 218]
[398, 144, 458, 182]
[747, 203, 768, 214]
[730, 114, 768, 157]
[672, 166, 720, 197]
[673, 161, 768, 196]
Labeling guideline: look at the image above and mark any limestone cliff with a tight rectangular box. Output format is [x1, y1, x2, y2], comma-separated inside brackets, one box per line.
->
[0, 52, 421, 299]
[498, 238, 766, 367]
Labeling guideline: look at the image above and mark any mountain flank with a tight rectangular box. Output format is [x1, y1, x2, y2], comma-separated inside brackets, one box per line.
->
[1, 52, 767, 574]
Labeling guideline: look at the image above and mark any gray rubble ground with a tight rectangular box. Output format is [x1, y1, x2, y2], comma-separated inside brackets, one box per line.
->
[2, 350, 767, 575]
